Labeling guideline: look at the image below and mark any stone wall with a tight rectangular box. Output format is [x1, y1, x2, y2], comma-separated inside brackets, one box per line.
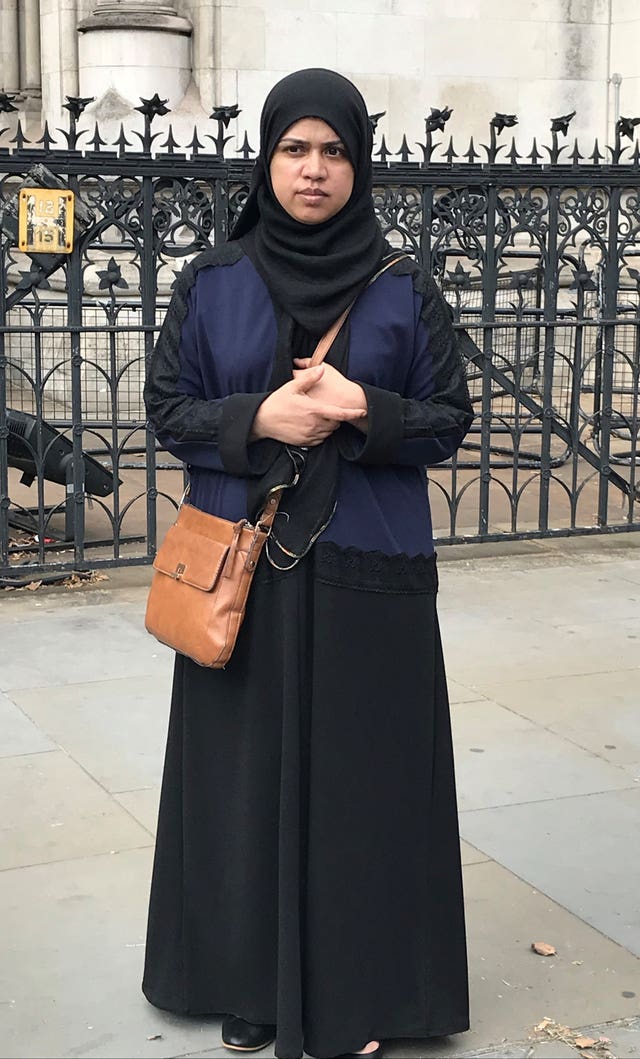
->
[211, 0, 616, 160]
[611, 0, 640, 122]
[3, 0, 640, 154]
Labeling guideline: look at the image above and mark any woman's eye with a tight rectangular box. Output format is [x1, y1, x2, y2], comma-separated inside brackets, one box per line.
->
[326, 146, 345, 158]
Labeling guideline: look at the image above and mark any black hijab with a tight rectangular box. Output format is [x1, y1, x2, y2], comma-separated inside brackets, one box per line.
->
[228, 69, 393, 567]
[229, 67, 388, 335]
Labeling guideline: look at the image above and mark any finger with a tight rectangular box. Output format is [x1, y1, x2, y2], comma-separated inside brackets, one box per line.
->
[292, 364, 325, 392]
[319, 406, 367, 421]
[293, 357, 313, 367]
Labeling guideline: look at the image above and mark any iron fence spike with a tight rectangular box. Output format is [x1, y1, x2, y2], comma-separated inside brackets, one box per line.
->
[374, 134, 390, 163]
[397, 134, 413, 163]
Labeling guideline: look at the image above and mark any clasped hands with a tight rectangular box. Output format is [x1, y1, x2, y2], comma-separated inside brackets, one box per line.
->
[251, 360, 368, 446]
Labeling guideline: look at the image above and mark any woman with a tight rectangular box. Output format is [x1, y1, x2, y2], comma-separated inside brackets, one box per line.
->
[143, 68, 473, 1059]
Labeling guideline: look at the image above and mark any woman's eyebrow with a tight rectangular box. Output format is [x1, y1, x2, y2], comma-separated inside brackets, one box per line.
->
[278, 137, 345, 147]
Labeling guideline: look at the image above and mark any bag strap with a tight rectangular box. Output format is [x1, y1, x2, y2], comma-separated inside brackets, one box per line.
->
[260, 253, 410, 528]
[309, 253, 410, 368]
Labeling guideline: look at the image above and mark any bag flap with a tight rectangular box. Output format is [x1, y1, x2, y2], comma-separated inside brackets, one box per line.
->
[153, 522, 230, 591]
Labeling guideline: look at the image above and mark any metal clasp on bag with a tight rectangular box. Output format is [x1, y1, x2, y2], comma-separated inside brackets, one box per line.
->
[243, 493, 279, 572]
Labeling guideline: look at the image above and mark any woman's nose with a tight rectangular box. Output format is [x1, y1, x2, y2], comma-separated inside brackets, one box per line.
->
[301, 150, 326, 179]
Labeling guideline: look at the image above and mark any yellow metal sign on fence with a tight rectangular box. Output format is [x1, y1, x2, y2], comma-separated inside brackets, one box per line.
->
[18, 187, 75, 254]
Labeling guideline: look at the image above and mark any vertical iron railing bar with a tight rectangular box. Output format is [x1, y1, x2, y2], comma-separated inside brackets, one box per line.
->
[0, 234, 8, 566]
[479, 183, 498, 535]
[511, 290, 524, 531]
[625, 310, 640, 521]
[214, 173, 227, 245]
[142, 170, 158, 559]
[446, 288, 463, 539]
[538, 186, 560, 532]
[629, 310, 640, 519]
[67, 175, 87, 568]
[592, 274, 604, 453]
[597, 187, 621, 526]
[568, 283, 587, 528]
[420, 184, 433, 270]
[533, 265, 544, 380]
[108, 301, 121, 556]
[32, 293, 47, 562]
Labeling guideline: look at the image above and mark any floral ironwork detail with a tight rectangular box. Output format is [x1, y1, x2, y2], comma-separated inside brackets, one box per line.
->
[0, 92, 19, 114]
[425, 106, 453, 134]
[96, 257, 128, 292]
[135, 94, 170, 120]
[446, 261, 472, 289]
[208, 104, 241, 159]
[550, 112, 576, 135]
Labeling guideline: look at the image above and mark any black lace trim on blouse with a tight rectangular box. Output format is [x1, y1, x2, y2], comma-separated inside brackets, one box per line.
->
[315, 542, 438, 594]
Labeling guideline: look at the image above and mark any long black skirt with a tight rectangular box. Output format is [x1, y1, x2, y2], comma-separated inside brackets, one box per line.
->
[142, 543, 469, 1059]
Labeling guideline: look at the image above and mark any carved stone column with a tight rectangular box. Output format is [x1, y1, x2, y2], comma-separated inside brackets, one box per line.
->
[19, 0, 41, 93]
[77, 0, 192, 111]
[0, 0, 20, 93]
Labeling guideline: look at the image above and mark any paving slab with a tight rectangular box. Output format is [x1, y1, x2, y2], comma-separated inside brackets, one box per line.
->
[450, 699, 635, 812]
[0, 690, 55, 758]
[475, 669, 640, 776]
[0, 602, 172, 692]
[10, 674, 172, 793]
[440, 611, 640, 687]
[367, 858, 640, 1058]
[455, 1016, 640, 1059]
[458, 1043, 577, 1059]
[460, 788, 640, 957]
[439, 561, 640, 626]
[0, 750, 152, 870]
[460, 840, 490, 867]
[0, 847, 224, 1059]
[115, 787, 161, 836]
[448, 680, 489, 705]
[3, 847, 639, 1059]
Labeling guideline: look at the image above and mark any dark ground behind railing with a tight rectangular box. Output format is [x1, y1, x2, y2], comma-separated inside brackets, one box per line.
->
[0, 96, 639, 579]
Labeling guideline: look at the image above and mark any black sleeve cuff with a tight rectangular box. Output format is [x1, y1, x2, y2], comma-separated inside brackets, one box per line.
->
[345, 383, 404, 465]
[218, 392, 271, 475]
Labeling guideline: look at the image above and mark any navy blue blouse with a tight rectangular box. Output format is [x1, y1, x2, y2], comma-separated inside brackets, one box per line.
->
[145, 249, 474, 558]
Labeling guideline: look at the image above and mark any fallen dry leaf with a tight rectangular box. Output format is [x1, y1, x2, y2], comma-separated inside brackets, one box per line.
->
[531, 941, 557, 956]
[535, 1018, 554, 1029]
[531, 1019, 615, 1059]
[146, 1034, 163, 1040]
[26, 581, 42, 592]
[63, 570, 109, 590]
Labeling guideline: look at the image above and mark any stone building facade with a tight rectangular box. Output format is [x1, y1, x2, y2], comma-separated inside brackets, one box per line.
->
[1, 0, 640, 152]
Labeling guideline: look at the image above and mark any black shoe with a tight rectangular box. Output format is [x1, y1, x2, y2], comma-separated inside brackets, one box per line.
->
[221, 1013, 276, 1052]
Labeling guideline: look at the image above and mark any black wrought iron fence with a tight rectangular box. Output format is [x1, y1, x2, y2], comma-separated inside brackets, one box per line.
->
[1, 95, 639, 580]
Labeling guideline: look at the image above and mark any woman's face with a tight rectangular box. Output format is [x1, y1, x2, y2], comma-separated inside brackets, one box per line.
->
[269, 117, 355, 225]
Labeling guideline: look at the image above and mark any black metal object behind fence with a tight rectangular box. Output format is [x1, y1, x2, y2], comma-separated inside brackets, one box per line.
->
[1, 96, 639, 580]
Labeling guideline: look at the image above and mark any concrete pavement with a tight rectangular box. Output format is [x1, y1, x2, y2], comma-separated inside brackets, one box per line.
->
[1, 536, 639, 1059]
